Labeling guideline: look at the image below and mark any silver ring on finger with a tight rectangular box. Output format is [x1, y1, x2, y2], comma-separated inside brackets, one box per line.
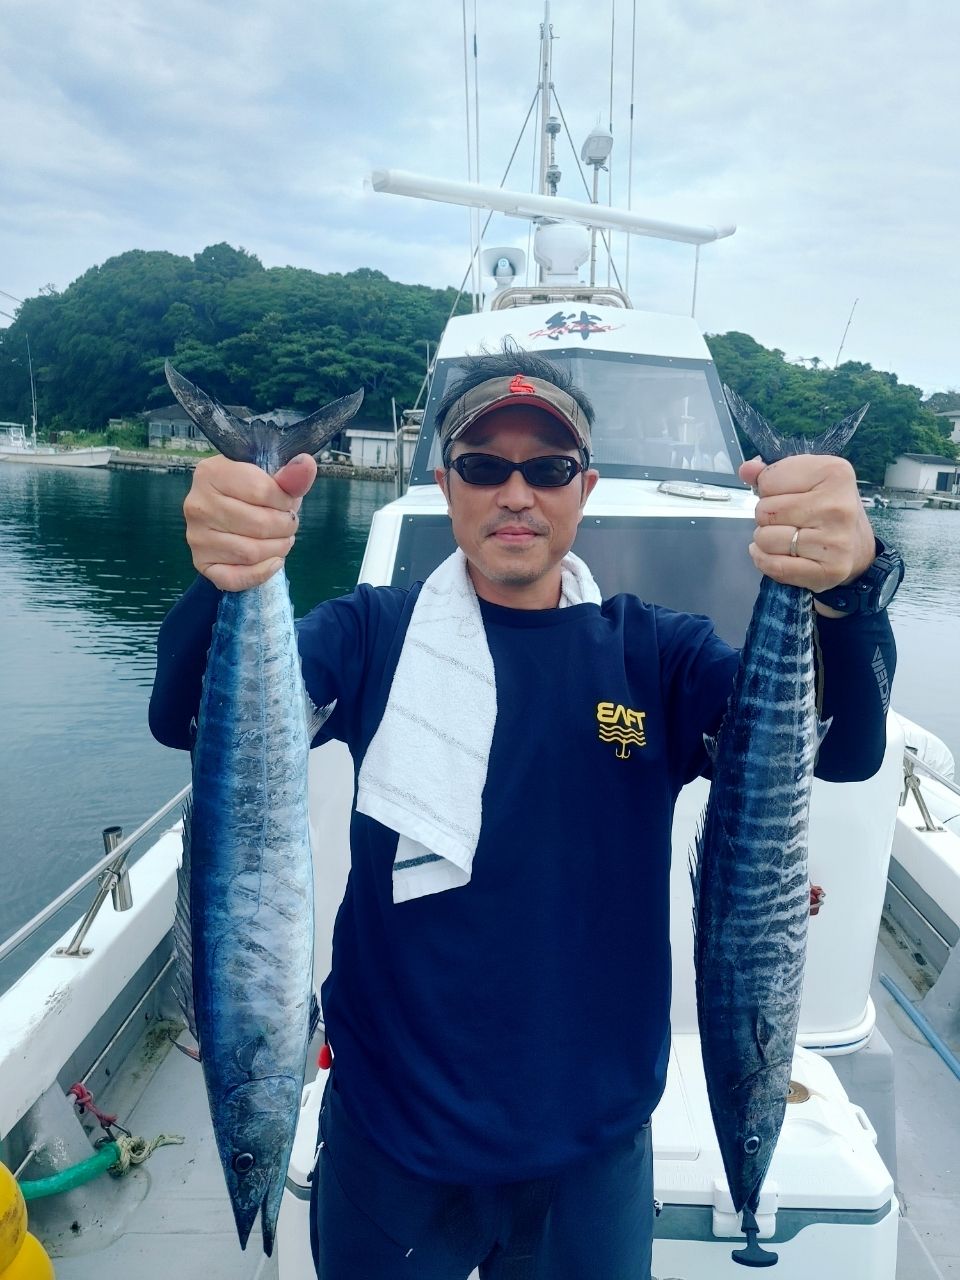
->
[789, 527, 801, 558]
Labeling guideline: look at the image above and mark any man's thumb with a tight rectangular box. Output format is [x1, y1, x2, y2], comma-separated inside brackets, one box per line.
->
[275, 453, 318, 499]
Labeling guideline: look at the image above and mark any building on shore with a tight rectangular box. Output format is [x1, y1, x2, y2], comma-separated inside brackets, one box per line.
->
[884, 452, 960, 498]
[147, 402, 254, 449]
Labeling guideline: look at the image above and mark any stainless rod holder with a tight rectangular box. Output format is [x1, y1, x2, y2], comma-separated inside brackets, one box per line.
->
[0, 783, 190, 966]
[901, 753, 944, 833]
[104, 826, 133, 912]
[58, 826, 135, 957]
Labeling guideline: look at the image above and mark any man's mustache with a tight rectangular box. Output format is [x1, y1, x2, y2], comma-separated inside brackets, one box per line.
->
[482, 516, 550, 537]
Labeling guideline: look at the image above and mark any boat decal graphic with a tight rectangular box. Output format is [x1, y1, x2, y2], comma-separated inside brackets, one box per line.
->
[530, 310, 624, 342]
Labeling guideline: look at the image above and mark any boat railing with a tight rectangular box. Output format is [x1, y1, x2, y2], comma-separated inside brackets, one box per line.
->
[491, 285, 631, 310]
[0, 784, 191, 967]
[901, 749, 960, 832]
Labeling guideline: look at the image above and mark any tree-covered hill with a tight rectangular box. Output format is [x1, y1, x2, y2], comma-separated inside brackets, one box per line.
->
[0, 244, 954, 483]
[706, 331, 955, 483]
[0, 243, 467, 428]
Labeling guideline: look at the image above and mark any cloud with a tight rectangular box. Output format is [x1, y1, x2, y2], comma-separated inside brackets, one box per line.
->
[1, 0, 958, 392]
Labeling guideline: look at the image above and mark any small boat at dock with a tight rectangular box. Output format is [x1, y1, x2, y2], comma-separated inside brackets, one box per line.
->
[0, 423, 115, 469]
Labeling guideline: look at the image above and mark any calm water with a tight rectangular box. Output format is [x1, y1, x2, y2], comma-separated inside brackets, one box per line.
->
[0, 466, 956, 981]
[0, 464, 395, 982]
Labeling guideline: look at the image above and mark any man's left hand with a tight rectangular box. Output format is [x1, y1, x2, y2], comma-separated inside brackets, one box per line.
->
[737, 455, 877, 616]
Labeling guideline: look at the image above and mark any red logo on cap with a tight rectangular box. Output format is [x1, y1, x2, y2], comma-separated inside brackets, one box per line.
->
[509, 374, 536, 395]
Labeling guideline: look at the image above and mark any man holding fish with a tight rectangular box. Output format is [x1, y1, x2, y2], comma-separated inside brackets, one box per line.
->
[151, 348, 899, 1278]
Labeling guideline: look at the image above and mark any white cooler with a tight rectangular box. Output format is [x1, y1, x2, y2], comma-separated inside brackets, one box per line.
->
[651, 1035, 897, 1279]
[278, 1041, 897, 1280]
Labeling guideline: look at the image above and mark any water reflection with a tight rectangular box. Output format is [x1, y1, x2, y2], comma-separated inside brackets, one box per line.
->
[0, 465, 395, 677]
[0, 463, 394, 971]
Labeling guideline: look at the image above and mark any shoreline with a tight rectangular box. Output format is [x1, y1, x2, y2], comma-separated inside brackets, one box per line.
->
[107, 448, 398, 481]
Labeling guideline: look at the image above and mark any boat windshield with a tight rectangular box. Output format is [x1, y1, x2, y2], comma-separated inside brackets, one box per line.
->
[0, 425, 28, 447]
[407, 352, 745, 487]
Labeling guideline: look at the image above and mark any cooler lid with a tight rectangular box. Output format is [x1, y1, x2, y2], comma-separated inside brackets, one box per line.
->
[652, 1035, 894, 1213]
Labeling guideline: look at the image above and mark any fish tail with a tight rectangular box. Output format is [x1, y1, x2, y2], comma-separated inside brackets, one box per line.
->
[723, 384, 869, 464]
[165, 361, 363, 473]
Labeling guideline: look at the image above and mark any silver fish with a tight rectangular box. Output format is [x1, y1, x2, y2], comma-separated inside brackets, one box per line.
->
[166, 362, 362, 1254]
[690, 387, 867, 1267]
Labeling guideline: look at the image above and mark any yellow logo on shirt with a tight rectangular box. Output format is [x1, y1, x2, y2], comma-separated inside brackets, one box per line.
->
[596, 702, 648, 760]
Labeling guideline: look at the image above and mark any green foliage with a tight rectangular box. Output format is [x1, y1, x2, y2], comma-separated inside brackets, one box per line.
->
[923, 389, 960, 414]
[0, 246, 468, 429]
[706, 333, 957, 484]
[0, 245, 952, 489]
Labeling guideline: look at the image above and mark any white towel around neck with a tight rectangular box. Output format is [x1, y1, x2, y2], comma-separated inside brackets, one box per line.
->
[356, 548, 602, 903]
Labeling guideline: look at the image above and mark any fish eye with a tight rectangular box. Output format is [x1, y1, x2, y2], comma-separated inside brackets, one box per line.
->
[743, 1135, 761, 1155]
[233, 1152, 256, 1174]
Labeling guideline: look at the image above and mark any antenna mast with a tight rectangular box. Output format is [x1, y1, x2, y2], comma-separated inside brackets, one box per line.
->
[834, 298, 859, 368]
[26, 334, 38, 446]
[537, 1, 554, 198]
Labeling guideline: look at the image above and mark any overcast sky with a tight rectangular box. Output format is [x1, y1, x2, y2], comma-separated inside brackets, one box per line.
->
[1, 0, 957, 394]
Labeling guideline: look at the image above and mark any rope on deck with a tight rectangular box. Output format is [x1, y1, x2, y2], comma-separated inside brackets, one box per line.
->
[107, 1132, 185, 1175]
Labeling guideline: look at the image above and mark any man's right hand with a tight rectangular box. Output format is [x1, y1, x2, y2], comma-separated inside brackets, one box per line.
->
[183, 452, 319, 591]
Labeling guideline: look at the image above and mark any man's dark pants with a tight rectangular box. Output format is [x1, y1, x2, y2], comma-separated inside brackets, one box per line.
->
[310, 1076, 653, 1279]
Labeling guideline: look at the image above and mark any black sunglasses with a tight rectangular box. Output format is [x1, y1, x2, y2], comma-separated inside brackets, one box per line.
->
[448, 453, 584, 488]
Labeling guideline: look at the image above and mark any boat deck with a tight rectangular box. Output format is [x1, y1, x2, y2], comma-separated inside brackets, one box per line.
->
[46, 926, 959, 1280]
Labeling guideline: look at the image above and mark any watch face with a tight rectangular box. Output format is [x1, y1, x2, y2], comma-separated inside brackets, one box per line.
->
[878, 568, 900, 609]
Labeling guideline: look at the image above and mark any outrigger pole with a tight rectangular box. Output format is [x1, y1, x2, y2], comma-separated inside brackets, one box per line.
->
[369, 169, 736, 247]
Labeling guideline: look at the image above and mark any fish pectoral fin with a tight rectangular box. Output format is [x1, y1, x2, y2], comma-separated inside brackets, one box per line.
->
[753, 1009, 779, 1055]
[702, 732, 719, 763]
[235, 1034, 273, 1077]
[816, 715, 833, 748]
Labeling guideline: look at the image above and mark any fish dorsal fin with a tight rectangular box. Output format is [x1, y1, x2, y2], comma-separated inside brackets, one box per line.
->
[173, 794, 200, 1053]
[164, 361, 363, 473]
[306, 695, 337, 744]
[723, 383, 869, 463]
[309, 991, 323, 1040]
[688, 819, 706, 942]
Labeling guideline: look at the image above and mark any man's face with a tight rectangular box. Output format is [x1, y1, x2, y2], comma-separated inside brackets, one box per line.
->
[434, 405, 598, 608]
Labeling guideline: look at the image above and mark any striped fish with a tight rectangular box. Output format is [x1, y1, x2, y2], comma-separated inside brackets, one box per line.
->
[690, 387, 867, 1267]
[165, 363, 362, 1254]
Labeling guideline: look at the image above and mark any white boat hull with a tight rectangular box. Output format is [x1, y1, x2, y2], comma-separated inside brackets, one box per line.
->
[0, 446, 115, 468]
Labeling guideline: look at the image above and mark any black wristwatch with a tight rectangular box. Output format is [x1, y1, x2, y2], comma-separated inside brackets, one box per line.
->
[813, 538, 905, 615]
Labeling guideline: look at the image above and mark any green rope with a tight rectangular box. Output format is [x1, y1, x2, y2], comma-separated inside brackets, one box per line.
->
[18, 1133, 184, 1200]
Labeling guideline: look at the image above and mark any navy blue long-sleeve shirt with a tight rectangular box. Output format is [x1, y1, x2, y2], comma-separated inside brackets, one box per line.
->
[150, 574, 894, 1183]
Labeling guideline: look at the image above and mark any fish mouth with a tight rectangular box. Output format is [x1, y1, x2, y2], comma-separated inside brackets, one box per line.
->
[231, 1181, 279, 1255]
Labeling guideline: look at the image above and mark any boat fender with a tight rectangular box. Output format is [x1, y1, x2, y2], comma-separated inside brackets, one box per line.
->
[0, 1162, 53, 1279]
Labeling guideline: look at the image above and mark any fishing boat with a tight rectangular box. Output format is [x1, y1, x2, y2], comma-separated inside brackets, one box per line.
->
[1, 7, 958, 1280]
[0, 422, 115, 468]
[885, 495, 928, 510]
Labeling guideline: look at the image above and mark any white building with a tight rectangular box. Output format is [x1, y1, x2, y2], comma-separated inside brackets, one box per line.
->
[345, 426, 418, 472]
[934, 408, 960, 445]
[884, 452, 960, 496]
